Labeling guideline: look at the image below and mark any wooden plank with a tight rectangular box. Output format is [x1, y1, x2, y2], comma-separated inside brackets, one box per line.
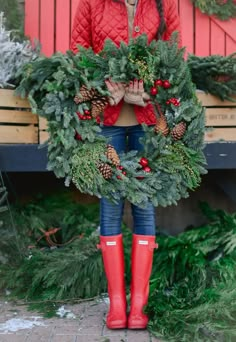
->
[25, 0, 40, 44]
[226, 35, 236, 56]
[39, 117, 48, 130]
[205, 108, 236, 126]
[196, 92, 236, 107]
[0, 125, 38, 144]
[205, 128, 236, 142]
[71, 0, 79, 33]
[39, 131, 49, 144]
[0, 110, 38, 124]
[211, 18, 236, 41]
[179, 0, 194, 54]
[210, 21, 225, 56]
[195, 8, 210, 56]
[0, 89, 31, 108]
[40, 0, 55, 56]
[56, 0, 70, 53]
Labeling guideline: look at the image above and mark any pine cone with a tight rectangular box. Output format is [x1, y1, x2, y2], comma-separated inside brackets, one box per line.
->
[154, 115, 169, 136]
[106, 145, 120, 167]
[171, 122, 187, 140]
[98, 163, 113, 180]
[74, 85, 97, 104]
[91, 97, 108, 118]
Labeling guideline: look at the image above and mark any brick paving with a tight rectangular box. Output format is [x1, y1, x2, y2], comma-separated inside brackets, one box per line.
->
[0, 300, 161, 342]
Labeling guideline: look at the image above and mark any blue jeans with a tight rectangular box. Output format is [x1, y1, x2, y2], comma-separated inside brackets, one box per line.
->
[100, 125, 156, 236]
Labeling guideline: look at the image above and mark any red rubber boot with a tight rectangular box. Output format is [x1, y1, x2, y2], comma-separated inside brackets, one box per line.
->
[128, 234, 158, 329]
[97, 234, 127, 329]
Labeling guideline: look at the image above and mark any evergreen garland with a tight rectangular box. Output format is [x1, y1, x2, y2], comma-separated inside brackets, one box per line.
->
[191, 0, 236, 21]
[187, 53, 236, 101]
[16, 34, 207, 208]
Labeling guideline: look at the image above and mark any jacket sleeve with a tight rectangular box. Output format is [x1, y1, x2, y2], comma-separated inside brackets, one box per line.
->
[163, 0, 182, 46]
[70, 0, 92, 53]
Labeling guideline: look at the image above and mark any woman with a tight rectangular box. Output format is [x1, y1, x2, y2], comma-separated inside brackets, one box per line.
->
[71, 0, 181, 330]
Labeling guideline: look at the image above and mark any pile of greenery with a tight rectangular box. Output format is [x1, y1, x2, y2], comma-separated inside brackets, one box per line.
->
[0, 193, 236, 340]
[147, 202, 236, 341]
[188, 53, 236, 101]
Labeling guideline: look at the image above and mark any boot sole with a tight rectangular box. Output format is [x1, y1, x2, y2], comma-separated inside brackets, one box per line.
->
[107, 323, 127, 329]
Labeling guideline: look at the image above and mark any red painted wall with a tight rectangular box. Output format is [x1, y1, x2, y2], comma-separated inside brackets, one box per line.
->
[24, 0, 236, 56]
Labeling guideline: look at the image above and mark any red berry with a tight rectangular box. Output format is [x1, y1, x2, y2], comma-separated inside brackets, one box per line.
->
[117, 175, 122, 180]
[163, 80, 171, 89]
[139, 157, 149, 168]
[166, 100, 170, 105]
[154, 79, 163, 87]
[84, 110, 90, 115]
[150, 87, 158, 96]
[143, 166, 151, 173]
[122, 171, 127, 176]
[117, 165, 124, 170]
[75, 133, 82, 141]
[96, 117, 101, 124]
[86, 115, 92, 120]
[136, 176, 144, 180]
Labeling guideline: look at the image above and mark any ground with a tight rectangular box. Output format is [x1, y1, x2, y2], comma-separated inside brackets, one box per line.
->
[0, 299, 161, 342]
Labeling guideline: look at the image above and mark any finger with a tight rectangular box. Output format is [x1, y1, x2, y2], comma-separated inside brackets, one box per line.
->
[133, 79, 138, 94]
[105, 80, 114, 92]
[128, 81, 134, 93]
[108, 96, 115, 106]
[143, 92, 151, 101]
[138, 80, 144, 93]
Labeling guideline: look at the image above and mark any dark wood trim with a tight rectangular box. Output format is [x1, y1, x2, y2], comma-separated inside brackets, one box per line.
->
[0, 143, 236, 172]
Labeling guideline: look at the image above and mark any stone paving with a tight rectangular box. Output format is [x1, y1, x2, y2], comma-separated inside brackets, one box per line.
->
[0, 299, 161, 342]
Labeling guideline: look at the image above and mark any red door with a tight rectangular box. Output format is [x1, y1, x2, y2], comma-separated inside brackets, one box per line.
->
[25, 0, 236, 56]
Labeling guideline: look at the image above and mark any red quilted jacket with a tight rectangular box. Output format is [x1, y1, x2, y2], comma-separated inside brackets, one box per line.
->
[70, 0, 181, 126]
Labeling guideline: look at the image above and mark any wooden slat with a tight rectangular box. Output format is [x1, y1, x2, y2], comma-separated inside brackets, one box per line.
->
[0, 89, 31, 108]
[56, 0, 70, 53]
[39, 131, 49, 144]
[226, 36, 236, 56]
[40, 0, 55, 56]
[0, 110, 38, 124]
[0, 125, 38, 144]
[205, 108, 236, 126]
[179, 0, 194, 54]
[197, 92, 236, 107]
[211, 18, 236, 41]
[25, 0, 40, 44]
[205, 128, 236, 142]
[210, 21, 225, 56]
[39, 117, 48, 130]
[195, 8, 210, 56]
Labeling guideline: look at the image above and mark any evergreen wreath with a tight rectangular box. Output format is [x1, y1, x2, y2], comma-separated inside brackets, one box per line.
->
[16, 34, 207, 208]
[191, 0, 236, 21]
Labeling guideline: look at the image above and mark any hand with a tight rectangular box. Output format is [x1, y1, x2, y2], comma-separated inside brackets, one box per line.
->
[124, 79, 150, 107]
[105, 79, 126, 106]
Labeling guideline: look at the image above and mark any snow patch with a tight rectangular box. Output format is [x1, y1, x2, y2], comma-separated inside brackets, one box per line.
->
[0, 317, 46, 333]
[56, 306, 76, 319]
